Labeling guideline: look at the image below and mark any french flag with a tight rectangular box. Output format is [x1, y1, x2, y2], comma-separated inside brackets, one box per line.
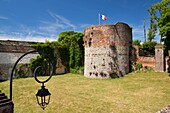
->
[100, 14, 107, 20]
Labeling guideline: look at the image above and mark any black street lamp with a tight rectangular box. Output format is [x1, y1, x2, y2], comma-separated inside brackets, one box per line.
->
[10, 50, 53, 110]
[36, 85, 51, 110]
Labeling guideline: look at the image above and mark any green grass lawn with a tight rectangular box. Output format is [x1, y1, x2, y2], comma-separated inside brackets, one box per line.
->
[1, 72, 170, 113]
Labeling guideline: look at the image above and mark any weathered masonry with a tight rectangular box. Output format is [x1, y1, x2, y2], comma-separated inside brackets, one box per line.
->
[0, 40, 66, 81]
[84, 22, 132, 78]
[0, 40, 38, 81]
[0, 90, 14, 113]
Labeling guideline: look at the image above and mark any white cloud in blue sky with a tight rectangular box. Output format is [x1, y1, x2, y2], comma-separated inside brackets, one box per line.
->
[0, 0, 161, 42]
[38, 11, 76, 34]
[0, 11, 89, 42]
[0, 15, 8, 20]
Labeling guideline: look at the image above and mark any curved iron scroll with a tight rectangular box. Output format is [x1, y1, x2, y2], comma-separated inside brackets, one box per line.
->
[10, 50, 53, 100]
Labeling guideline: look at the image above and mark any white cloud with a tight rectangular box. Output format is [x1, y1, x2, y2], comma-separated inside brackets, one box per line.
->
[0, 11, 89, 42]
[38, 11, 76, 33]
[0, 15, 8, 20]
[132, 25, 145, 41]
[48, 11, 76, 29]
[132, 24, 160, 42]
[0, 35, 56, 42]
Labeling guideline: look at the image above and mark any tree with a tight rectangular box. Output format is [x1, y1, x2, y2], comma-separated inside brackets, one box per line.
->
[158, 5, 170, 37]
[158, 5, 170, 50]
[148, 0, 170, 50]
[58, 31, 84, 69]
[148, 8, 157, 42]
[133, 39, 141, 46]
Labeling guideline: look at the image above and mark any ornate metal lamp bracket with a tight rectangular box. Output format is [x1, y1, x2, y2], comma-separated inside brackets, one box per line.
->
[9, 50, 53, 110]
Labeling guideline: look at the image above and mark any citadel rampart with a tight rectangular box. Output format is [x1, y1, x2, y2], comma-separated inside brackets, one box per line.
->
[0, 40, 66, 81]
[84, 23, 132, 78]
[0, 40, 38, 80]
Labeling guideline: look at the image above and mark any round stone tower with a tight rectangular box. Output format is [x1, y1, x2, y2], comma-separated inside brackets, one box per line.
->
[84, 22, 132, 78]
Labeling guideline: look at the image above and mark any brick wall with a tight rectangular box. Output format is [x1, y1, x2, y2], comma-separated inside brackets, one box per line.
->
[132, 44, 166, 72]
[136, 56, 156, 70]
[84, 23, 132, 78]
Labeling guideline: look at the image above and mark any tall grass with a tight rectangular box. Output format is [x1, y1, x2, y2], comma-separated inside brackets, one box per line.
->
[0, 72, 170, 113]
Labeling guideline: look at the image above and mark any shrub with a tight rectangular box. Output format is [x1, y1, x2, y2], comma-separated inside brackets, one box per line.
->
[136, 63, 143, 71]
[70, 67, 84, 74]
[142, 41, 157, 56]
[133, 40, 141, 46]
[14, 64, 31, 78]
[143, 66, 154, 72]
[77, 67, 84, 74]
[70, 68, 78, 74]
[132, 62, 143, 72]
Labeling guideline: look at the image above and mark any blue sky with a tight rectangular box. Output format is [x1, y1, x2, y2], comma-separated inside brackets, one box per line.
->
[0, 0, 161, 42]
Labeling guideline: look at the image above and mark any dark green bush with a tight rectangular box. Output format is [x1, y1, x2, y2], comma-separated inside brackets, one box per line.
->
[136, 63, 143, 71]
[14, 64, 31, 78]
[132, 63, 143, 72]
[133, 40, 141, 46]
[142, 41, 157, 55]
[70, 67, 84, 74]
[143, 66, 154, 72]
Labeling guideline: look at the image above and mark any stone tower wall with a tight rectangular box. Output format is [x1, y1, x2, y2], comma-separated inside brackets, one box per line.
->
[84, 23, 132, 78]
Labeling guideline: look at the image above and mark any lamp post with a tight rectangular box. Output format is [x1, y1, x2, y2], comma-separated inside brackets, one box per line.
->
[10, 50, 53, 110]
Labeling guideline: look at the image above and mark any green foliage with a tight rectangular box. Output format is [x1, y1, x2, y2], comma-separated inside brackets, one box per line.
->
[58, 31, 84, 71]
[136, 63, 143, 71]
[70, 66, 84, 74]
[31, 41, 69, 74]
[14, 64, 31, 78]
[30, 31, 84, 74]
[133, 40, 141, 46]
[51, 41, 69, 72]
[147, 20, 157, 42]
[132, 63, 143, 72]
[31, 41, 56, 75]
[29, 55, 45, 75]
[148, 0, 170, 46]
[147, 7, 158, 42]
[158, 6, 170, 37]
[14, 66, 25, 78]
[143, 66, 154, 72]
[70, 68, 78, 74]
[158, 5, 170, 51]
[142, 41, 157, 55]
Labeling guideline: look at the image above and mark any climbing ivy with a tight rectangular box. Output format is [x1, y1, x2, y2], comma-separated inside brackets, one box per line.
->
[30, 31, 84, 74]
[30, 41, 69, 74]
[58, 31, 84, 70]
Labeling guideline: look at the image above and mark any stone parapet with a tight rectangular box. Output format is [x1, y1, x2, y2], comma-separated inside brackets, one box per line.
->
[0, 90, 14, 113]
[0, 40, 35, 53]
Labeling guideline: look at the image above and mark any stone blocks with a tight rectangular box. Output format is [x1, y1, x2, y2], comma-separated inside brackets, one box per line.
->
[84, 23, 132, 78]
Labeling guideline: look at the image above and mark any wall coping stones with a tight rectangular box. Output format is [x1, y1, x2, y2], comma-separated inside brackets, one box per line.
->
[0, 40, 37, 53]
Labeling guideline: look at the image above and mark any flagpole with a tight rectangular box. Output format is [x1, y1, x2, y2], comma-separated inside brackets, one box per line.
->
[98, 14, 100, 25]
